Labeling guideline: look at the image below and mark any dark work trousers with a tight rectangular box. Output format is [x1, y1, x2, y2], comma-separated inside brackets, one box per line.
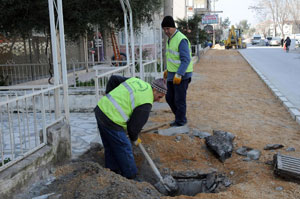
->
[166, 78, 191, 125]
[95, 116, 137, 179]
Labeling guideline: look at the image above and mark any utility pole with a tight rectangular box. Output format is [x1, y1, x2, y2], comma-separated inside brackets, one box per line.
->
[162, 0, 173, 70]
[212, 0, 216, 46]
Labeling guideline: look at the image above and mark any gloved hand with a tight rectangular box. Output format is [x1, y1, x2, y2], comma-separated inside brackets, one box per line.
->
[173, 73, 182, 84]
[134, 138, 141, 146]
[163, 70, 168, 79]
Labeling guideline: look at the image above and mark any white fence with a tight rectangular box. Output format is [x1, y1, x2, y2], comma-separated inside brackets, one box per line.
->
[94, 60, 163, 103]
[0, 61, 96, 86]
[0, 85, 66, 171]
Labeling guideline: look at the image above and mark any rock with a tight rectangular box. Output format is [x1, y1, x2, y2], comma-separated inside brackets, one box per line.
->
[265, 160, 273, 165]
[158, 126, 189, 136]
[247, 149, 261, 160]
[205, 130, 235, 162]
[236, 146, 253, 156]
[32, 193, 55, 199]
[192, 129, 211, 139]
[223, 178, 232, 187]
[286, 147, 295, 152]
[243, 157, 251, 162]
[213, 130, 235, 140]
[90, 142, 103, 150]
[264, 144, 284, 150]
[175, 136, 182, 142]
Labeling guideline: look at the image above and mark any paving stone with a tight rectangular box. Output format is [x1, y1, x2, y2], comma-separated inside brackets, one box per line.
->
[247, 149, 261, 160]
[274, 91, 283, 98]
[286, 147, 296, 152]
[296, 116, 300, 125]
[278, 96, 288, 103]
[192, 129, 211, 139]
[158, 126, 189, 136]
[236, 146, 253, 156]
[264, 144, 284, 150]
[271, 88, 279, 93]
[283, 101, 294, 109]
[289, 108, 300, 120]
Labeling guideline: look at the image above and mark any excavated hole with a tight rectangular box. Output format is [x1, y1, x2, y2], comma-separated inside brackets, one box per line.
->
[160, 174, 230, 196]
[137, 166, 232, 197]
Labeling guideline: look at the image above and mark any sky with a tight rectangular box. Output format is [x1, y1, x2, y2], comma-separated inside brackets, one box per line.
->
[214, 0, 258, 27]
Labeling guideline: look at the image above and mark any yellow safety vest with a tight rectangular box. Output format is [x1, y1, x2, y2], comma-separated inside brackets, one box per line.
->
[98, 77, 153, 129]
[166, 31, 193, 73]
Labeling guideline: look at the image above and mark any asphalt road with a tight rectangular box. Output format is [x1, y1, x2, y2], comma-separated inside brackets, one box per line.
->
[239, 46, 300, 110]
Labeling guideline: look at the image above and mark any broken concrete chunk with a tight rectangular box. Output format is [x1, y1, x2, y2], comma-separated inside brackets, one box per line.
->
[264, 144, 284, 150]
[236, 146, 253, 156]
[247, 149, 261, 160]
[213, 130, 235, 141]
[205, 130, 235, 162]
[286, 147, 295, 152]
[158, 126, 189, 136]
[243, 157, 251, 162]
[192, 129, 211, 139]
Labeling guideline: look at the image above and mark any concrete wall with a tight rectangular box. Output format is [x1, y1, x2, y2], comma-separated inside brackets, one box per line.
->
[0, 121, 71, 199]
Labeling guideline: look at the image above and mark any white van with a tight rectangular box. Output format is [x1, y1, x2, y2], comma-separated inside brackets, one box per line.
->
[252, 35, 261, 45]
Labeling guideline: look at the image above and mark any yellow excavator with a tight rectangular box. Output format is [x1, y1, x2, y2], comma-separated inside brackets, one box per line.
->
[224, 25, 247, 49]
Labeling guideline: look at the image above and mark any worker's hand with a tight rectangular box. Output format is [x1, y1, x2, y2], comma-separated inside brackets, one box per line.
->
[134, 138, 141, 146]
[173, 73, 182, 84]
[163, 70, 168, 79]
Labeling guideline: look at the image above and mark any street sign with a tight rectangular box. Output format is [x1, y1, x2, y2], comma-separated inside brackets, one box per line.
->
[94, 39, 103, 47]
[202, 14, 218, 24]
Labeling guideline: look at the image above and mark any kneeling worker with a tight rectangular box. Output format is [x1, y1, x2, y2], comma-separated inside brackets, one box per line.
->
[94, 75, 167, 179]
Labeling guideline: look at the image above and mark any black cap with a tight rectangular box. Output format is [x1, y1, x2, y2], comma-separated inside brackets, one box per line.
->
[161, 16, 176, 28]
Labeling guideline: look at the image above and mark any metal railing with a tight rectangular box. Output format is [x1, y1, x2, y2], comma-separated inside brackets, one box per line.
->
[0, 61, 96, 86]
[0, 85, 65, 171]
[94, 64, 130, 102]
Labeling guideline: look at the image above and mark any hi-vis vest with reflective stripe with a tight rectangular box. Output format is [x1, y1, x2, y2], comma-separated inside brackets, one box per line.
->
[98, 77, 153, 129]
[166, 31, 193, 73]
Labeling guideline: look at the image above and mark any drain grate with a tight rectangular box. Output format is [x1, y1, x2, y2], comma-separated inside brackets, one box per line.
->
[273, 153, 300, 182]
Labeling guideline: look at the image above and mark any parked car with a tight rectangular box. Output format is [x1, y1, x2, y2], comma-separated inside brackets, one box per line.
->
[295, 39, 300, 47]
[251, 35, 261, 45]
[269, 37, 281, 46]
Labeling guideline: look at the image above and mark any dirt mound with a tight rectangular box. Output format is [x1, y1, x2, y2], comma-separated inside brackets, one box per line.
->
[46, 161, 162, 199]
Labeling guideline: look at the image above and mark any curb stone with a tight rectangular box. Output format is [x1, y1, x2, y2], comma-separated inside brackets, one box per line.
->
[238, 50, 300, 127]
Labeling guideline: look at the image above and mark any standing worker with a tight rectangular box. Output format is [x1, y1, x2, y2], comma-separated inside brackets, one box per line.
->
[161, 16, 193, 127]
[94, 75, 167, 179]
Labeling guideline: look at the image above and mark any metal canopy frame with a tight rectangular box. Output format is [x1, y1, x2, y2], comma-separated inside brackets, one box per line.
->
[48, 0, 70, 122]
[120, 0, 135, 77]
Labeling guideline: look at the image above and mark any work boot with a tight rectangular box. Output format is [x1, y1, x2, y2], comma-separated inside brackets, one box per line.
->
[170, 121, 186, 127]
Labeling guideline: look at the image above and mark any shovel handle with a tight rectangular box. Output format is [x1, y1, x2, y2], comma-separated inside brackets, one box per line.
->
[138, 143, 163, 181]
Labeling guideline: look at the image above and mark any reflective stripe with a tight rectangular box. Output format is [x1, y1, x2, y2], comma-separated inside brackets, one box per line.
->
[167, 49, 179, 56]
[106, 94, 129, 121]
[168, 58, 181, 64]
[122, 82, 135, 110]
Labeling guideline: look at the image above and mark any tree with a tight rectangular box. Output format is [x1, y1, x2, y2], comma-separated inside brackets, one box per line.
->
[0, 0, 163, 40]
[251, 0, 290, 37]
[221, 17, 231, 29]
[235, 20, 252, 37]
[175, 14, 208, 45]
[287, 0, 300, 28]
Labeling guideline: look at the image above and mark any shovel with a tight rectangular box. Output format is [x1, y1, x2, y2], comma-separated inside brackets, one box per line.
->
[138, 143, 178, 195]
